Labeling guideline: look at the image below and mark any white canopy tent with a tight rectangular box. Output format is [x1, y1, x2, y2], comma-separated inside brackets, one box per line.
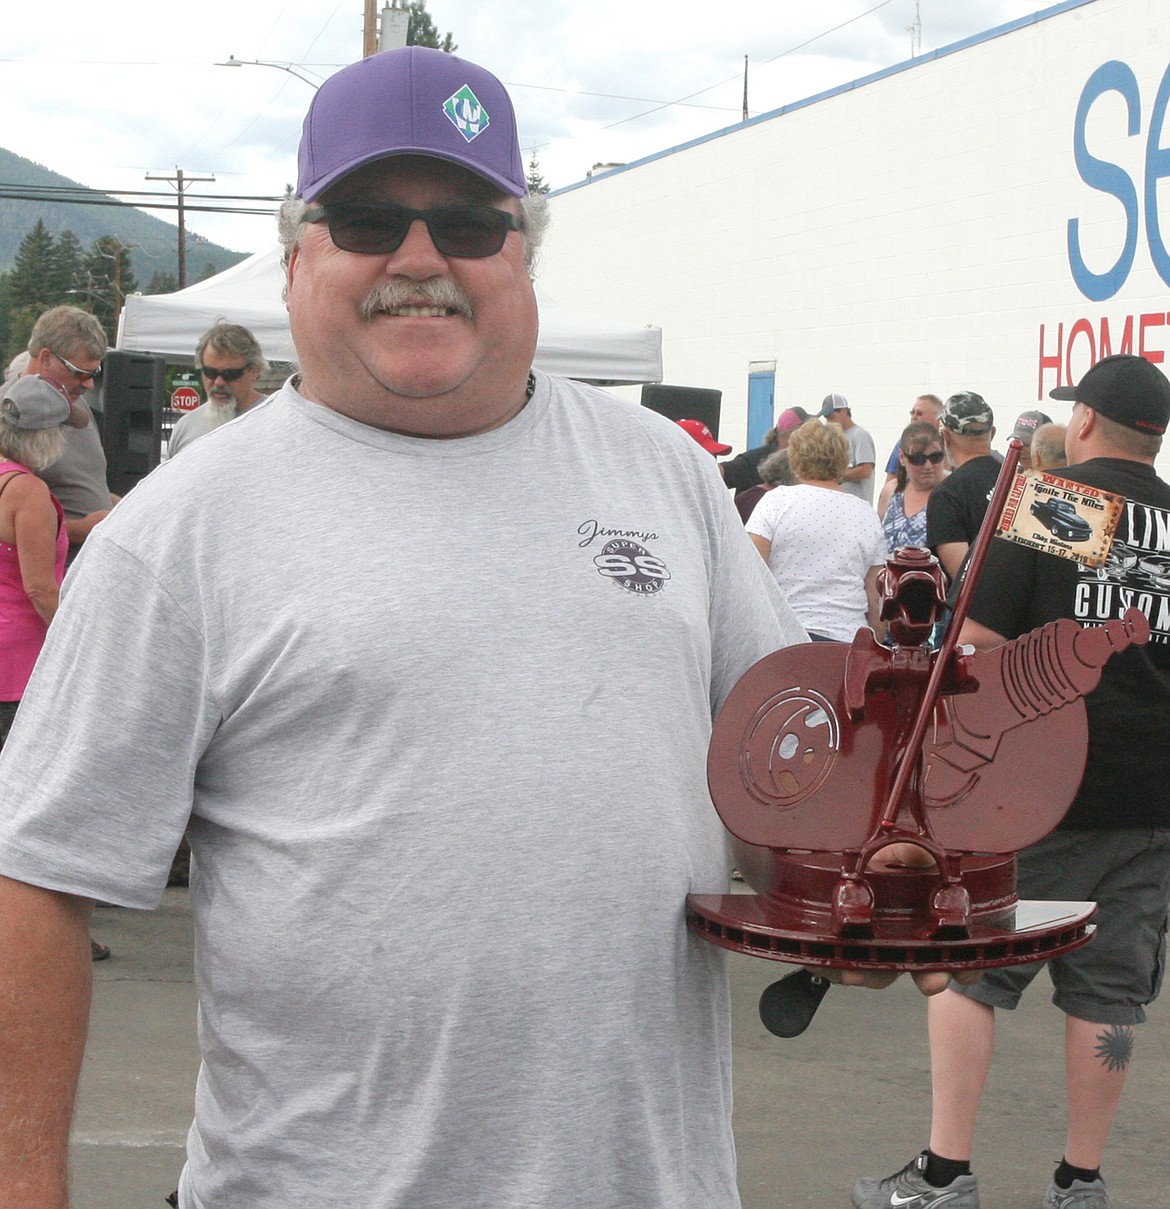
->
[117, 246, 663, 384]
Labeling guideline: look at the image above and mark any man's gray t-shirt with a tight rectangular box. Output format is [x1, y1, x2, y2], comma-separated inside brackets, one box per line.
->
[167, 399, 266, 459]
[37, 402, 113, 518]
[0, 373, 804, 1208]
[166, 402, 225, 458]
[841, 423, 877, 505]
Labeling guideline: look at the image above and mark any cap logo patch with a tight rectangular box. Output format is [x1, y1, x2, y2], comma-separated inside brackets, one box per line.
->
[443, 85, 490, 142]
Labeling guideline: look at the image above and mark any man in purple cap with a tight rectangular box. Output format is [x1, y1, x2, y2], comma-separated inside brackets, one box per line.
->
[856, 354, 1170, 1209]
[0, 46, 822, 1208]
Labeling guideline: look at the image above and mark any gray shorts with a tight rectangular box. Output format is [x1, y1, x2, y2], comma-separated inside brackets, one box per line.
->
[952, 828, 1170, 1025]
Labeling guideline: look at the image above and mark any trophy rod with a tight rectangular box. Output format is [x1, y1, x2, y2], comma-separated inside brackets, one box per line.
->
[875, 438, 1025, 833]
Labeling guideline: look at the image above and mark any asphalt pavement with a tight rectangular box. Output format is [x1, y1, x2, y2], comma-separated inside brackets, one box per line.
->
[74, 889, 1169, 1208]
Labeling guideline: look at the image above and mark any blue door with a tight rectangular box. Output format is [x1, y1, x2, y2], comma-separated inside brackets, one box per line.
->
[746, 370, 775, 449]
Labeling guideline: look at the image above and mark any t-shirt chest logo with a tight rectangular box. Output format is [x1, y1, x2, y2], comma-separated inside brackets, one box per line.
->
[593, 539, 671, 594]
[577, 521, 671, 595]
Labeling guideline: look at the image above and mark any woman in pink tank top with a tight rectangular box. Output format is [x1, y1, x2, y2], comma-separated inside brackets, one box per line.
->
[0, 377, 76, 746]
[0, 375, 115, 961]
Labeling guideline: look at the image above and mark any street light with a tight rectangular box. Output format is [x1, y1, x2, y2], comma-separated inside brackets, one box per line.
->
[216, 56, 323, 88]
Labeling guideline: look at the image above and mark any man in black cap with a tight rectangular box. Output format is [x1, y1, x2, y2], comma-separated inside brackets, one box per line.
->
[1010, 407, 1053, 472]
[854, 354, 1170, 1209]
[924, 391, 999, 588]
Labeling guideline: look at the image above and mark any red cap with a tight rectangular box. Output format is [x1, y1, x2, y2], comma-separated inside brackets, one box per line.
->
[677, 418, 732, 456]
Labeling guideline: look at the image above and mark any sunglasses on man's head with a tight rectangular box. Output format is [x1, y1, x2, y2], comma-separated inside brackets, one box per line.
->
[51, 349, 102, 387]
[302, 201, 525, 259]
[199, 365, 250, 383]
[904, 450, 945, 466]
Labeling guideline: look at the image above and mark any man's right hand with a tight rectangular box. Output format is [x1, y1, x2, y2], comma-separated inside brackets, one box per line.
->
[0, 877, 93, 1208]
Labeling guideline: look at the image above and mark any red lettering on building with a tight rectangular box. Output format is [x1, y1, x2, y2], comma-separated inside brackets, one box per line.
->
[1037, 312, 1169, 399]
[1139, 312, 1166, 363]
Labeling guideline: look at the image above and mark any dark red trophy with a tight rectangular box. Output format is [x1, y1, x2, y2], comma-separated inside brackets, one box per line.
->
[688, 442, 1149, 1035]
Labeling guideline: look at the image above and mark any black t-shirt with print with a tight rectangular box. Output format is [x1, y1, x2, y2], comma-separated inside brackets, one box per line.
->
[967, 457, 1170, 829]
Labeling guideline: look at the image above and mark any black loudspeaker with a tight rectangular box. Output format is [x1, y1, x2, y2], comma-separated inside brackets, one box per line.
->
[640, 384, 723, 436]
[101, 351, 167, 496]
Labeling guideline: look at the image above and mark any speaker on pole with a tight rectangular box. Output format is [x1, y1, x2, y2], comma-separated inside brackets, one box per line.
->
[100, 350, 167, 496]
[640, 384, 723, 437]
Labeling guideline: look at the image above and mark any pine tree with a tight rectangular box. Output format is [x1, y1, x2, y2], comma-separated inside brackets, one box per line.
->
[9, 221, 57, 312]
[146, 270, 179, 295]
[6, 304, 44, 365]
[407, 2, 456, 52]
[526, 153, 551, 195]
[48, 229, 85, 303]
[84, 236, 139, 342]
[0, 272, 14, 366]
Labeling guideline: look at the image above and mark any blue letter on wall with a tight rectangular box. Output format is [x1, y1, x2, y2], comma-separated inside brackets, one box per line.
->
[1068, 61, 1141, 302]
[1145, 62, 1170, 287]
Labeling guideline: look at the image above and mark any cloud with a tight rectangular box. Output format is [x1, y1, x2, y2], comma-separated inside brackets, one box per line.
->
[0, 0, 1051, 252]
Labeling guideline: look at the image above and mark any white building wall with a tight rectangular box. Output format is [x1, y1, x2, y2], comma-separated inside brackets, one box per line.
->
[536, 0, 1170, 475]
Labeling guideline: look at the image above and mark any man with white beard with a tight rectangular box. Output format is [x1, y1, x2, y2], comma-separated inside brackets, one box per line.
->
[166, 321, 267, 457]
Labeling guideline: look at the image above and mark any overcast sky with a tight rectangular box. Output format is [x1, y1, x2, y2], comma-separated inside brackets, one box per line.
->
[2, 0, 1059, 270]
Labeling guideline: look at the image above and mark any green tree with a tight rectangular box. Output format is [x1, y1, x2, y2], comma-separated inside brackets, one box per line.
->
[6, 304, 44, 365]
[83, 236, 139, 342]
[146, 270, 179, 295]
[0, 272, 14, 366]
[9, 220, 56, 311]
[526, 153, 550, 195]
[407, 1, 456, 52]
[48, 229, 85, 303]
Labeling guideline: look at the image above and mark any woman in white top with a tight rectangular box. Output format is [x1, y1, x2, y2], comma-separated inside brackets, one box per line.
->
[746, 420, 887, 642]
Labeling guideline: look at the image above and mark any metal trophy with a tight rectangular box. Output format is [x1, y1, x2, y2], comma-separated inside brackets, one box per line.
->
[688, 441, 1150, 1035]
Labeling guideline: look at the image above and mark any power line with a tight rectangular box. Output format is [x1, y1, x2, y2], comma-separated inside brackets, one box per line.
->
[0, 182, 283, 203]
[0, 189, 277, 216]
[146, 170, 216, 288]
[593, 0, 899, 134]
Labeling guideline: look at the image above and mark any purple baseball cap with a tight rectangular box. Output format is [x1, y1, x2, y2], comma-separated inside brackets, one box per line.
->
[297, 47, 527, 201]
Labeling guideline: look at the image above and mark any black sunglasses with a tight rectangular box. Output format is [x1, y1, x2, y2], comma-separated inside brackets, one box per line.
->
[51, 349, 103, 387]
[302, 201, 524, 258]
[904, 450, 945, 466]
[199, 365, 250, 383]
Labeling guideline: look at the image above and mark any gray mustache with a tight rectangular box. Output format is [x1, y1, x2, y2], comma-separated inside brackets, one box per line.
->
[360, 279, 473, 321]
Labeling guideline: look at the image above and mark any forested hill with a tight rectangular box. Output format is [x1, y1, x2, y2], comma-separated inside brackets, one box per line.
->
[0, 146, 251, 280]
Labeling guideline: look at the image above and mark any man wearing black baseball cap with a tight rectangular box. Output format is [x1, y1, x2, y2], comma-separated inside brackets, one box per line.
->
[857, 354, 1170, 1209]
[925, 391, 999, 588]
[1049, 352, 1170, 436]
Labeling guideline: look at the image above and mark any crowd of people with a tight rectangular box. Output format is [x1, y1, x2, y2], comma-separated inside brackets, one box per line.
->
[0, 43, 1166, 1209]
[712, 387, 1070, 653]
[697, 369, 1166, 1209]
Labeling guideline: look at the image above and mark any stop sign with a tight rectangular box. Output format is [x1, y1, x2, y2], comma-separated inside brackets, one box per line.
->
[171, 385, 201, 412]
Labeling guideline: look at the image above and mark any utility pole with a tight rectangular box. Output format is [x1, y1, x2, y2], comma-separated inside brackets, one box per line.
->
[145, 168, 214, 288]
[96, 236, 136, 328]
[363, 0, 379, 57]
[742, 55, 749, 122]
[365, 0, 410, 56]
